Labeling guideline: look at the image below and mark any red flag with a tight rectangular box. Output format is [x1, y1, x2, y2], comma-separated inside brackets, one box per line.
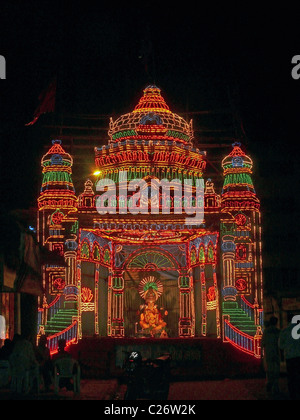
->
[25, 78, 56, 126]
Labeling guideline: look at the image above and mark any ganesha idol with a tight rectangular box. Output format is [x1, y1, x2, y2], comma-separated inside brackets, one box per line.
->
[138, 277, 168, 337]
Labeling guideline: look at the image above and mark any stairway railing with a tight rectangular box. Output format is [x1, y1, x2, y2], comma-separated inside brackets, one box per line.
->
[241, 295, 264, 326]
[223, 315, 262, 359]
[47, 319, 78, 355]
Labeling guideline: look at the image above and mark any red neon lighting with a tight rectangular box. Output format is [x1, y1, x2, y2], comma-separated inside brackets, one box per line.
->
[47, 320, 78, 355]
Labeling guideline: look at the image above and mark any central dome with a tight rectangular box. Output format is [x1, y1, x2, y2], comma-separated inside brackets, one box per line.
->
[108, 85, 194, 145]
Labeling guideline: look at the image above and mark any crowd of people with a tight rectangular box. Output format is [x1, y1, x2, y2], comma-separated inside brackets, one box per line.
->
[0, 335, 76, 394]
[262, 313, 300, 400]
[0, 316, 299, 399]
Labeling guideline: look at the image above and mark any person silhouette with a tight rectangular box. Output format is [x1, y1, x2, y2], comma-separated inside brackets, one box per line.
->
[0, 339, 13, 360]
[261, 317, 281, 396]
[35, 335, 52, 392]
[9, 334, 39, 393]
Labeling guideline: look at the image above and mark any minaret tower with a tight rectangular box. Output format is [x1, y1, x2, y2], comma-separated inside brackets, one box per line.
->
[37, 140, 78, 306]
[220, 142, 263, 342]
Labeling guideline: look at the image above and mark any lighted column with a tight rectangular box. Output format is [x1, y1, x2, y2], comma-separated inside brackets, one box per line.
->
[213, 264, 221, 338]
[77, 260, 82, 340]
[94, 264, 99, 335]
[64, 237, 78, 310]
[200, 265, 207, 336]
[108, 271, 124, 337]
[221, 235, 237, 304]
[178, 270, 195, 337]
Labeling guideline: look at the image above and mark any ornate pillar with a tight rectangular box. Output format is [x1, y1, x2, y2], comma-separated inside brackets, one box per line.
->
[94, 264, 99, 336]
[178, 270, 195, 337]
[64, 237, 78, 310]
[221, 235, 237, 305]
[200, 265, 207, 336]
[65, 253, 77, 286]
[108, 271, 124, 337]
[212, 264, 221, 338]
[77, 260, 82, 340]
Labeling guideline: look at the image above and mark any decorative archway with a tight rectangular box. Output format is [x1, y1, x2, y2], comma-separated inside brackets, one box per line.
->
[114, 247, 192, 338]
[126, 249, 178, 271]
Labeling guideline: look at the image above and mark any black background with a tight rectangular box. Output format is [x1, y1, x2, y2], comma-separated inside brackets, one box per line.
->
[1, 1, 299, 293]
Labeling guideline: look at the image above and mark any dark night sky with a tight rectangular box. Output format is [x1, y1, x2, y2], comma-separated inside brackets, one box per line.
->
[1, 2, 300, 290]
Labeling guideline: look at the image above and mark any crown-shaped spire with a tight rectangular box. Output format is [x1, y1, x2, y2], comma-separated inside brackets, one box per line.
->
[38, 140, 77, 211]
[228, 142, 246, 157]
[133, 85, 171, 114]
[221, 143, 260, 211]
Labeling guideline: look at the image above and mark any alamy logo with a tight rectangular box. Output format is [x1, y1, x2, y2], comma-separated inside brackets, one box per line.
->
[0, 55, 6, 79]
[291, 315, 300, 340]
[95, 173, 205, 226]
[291, 55, 300, 80]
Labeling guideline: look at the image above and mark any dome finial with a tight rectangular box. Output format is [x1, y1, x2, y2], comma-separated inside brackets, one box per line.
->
[133, 85, 170, 114]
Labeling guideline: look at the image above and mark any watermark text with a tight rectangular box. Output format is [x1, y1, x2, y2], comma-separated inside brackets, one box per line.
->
[291, 55, 300, 80]
[291, 315, 300, 339]
[0, 55, 6, 79]
[95, 173, 204, 225]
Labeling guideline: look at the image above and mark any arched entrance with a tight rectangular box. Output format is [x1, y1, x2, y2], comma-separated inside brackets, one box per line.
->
[122, 249, 184, 338]
[124, 269, 180, 337]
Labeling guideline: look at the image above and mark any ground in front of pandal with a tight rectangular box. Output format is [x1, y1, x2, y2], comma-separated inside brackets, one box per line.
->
[0, 337, 291, 401]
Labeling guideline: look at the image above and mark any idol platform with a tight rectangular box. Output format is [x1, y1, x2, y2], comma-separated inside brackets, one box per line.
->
[68, 337, 263, 380]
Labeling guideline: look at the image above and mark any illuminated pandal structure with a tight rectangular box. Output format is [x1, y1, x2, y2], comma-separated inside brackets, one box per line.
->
[37, 86, 264, 358]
